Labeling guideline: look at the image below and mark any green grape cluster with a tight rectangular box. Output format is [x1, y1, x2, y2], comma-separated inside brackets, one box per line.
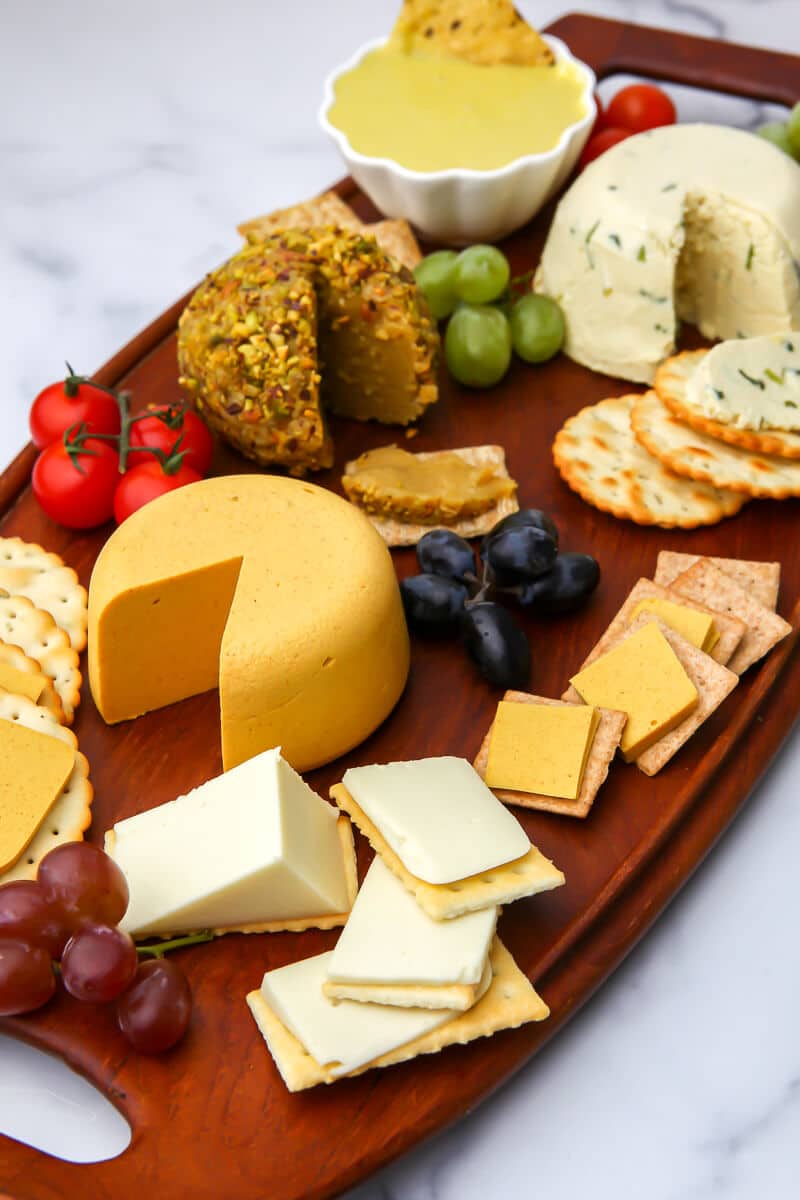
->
[756, 101, 800, 161]
[413, 245, 565, 389]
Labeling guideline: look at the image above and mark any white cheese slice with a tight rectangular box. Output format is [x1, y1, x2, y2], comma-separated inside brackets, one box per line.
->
[686, 332, 800, 430]
[108, 748, 350, 936]
[341, 756, 530, 884]
[260, 950, 455, 1077]
[327, 856, 497, 987]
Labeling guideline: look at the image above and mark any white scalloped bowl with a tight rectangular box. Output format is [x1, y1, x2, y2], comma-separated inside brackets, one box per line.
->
[319, 35, 596, 245]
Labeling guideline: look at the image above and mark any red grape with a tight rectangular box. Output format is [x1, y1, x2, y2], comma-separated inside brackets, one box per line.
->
[60, 924, 138, 1004]
[0, 938, 56, 1016]
[0, 880, 70, 957]
[38, 842, 129, 931]
[117, 959, 192, 1054]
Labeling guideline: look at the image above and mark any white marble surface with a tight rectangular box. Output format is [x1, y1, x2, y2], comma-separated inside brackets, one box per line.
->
[1, 0, 800, 1195]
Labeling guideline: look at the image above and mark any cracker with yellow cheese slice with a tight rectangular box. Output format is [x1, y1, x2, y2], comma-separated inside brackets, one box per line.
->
[655, 350, 800, 461]
[0, 692, 92, 884]
[330, 782, 563, 919]
[473, 691, 626, 818]
[0, 537, 88, 651]
[653, 551, 781, 613]
[389, 0, 555, 66]
[246, 936, 549, 1092]
[0, 641, 65, 723]
[0, 591, 81, 723]
[631, 391, 800, 498]
[552, 395, 746, 528]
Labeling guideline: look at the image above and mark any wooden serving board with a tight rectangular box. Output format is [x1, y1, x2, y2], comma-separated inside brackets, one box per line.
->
[2, 14, 800, 1200]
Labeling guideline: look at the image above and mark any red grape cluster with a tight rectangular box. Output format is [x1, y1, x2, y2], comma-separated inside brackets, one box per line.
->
[0, 843, 191, 1054]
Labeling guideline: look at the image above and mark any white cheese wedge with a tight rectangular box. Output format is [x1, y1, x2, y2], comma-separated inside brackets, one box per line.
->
[260, 950, 455, 1078]
[107, 748, 350, 936]
[341, 756, 530, 884]
[686, 332, 800, 430]
[536, 124, 800, 383]
[327, 856, 497, 987]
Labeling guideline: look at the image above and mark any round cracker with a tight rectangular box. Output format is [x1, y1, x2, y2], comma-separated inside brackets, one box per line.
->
[0, 640, 65, 723]
[0, 591, 81, 723]
[655, 350, 800, 460]
[631, 391, 800, 498]
[0, 693, 92, 884]
[0, 536, 88, 651]
[552, 395, 746, 528]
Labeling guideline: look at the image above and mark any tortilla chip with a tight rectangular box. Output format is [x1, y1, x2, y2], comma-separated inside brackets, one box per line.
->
[389, 0, 555, 66]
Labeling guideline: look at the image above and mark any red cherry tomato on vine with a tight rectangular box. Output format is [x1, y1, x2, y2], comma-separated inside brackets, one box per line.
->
[579, 126, 635, 170]
[606, 84, 677, 134]
[32, 436, 120, 529]
[113, 460, 203, 524]
[29, 370, 120, 450]
[127, 406, 214, 476]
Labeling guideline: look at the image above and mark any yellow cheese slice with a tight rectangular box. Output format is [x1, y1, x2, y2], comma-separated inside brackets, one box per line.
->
[88, 475, 410, 772]
[0, 721, 75, 871]
[0, 663, 45, 704]
[629, 598, 715, 653]
[485, 701, 600, 800]
[569, 623, 698, 762]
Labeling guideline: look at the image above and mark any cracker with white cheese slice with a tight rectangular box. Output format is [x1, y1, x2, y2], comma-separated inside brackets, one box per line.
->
[246, 937, 549, 1092]
[323, 956, 494, 1013]
[552, 395, 746, 528]
[0, 537, 87, 652]
[654, 551, 781, 612]
[0, 591, 81, 723]
[330, 782, 564, 920]
[0, 692, 92, 885]
[473, 691, 626, 818]
[655, 350, 800, 461]
[631, 391, 800, 498]
[0, 640, 65, 723]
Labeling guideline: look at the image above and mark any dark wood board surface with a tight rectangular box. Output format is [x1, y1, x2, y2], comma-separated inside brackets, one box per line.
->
[2, 13, 800, 1200]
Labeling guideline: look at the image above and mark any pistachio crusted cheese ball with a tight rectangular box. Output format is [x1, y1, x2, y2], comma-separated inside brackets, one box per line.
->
[177, 228, 439, 475]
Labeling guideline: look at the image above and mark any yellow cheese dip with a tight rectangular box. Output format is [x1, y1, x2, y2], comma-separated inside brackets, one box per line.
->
[327, 46, 589, 173]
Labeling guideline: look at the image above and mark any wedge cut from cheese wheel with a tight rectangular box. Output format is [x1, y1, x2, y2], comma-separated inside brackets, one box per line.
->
[88, 475, 410, 772]
[536, 124, 800, 383]
[106, 747, 356, 937]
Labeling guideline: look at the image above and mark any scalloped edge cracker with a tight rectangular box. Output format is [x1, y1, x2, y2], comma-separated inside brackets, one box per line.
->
[343, 444, 519, 548]
[0, 537, 88, 652]
[473, 691, 626, 818]
[0, 592, 81, 724]
[330, 782, 563, 919]
[247, 937, 549, 1092]
[654, 551, 780, 612]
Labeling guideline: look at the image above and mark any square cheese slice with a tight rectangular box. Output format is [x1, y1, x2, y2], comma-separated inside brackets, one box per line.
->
[0, 721, 75, 872]
[341, 757, 530, 884]
[106, 747, 356, 937]
[0, 663, 45, 704]
[629, 598, 718, 654]
[324, 856, 497, 1009]
[484, 701, 600, 800]
[569, 623, 698, 762]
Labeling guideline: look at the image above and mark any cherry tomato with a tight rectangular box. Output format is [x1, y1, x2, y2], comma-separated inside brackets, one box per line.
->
[127, 406, 214, 476]
[113, 460, 203, 524]
[579, 126, 635, 170]
[606, 83, 677, 134]
[29, 371, 120, 450]
[32, 435, 120, 529]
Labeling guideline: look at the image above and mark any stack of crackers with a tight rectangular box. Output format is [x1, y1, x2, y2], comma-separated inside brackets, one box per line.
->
[553, 348, 800, 526]
[0, 536, 91, 884]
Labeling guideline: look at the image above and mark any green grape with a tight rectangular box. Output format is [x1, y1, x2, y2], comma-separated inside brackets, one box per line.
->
[510, 294, 566, 363]
[756, 121, 793, 156]
[413, 250, 459, 320]
[787, 102, 800, 159]
[453, 245, 511, 305]
[444, 305, 512, 388]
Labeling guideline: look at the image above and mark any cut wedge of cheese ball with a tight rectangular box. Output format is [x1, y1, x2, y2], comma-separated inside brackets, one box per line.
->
[536, 124, 800, 383]
[88, 475, 410, 772]
[105, 747, 358, 937]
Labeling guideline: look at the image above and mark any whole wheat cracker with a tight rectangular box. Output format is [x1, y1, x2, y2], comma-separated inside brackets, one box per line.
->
[0, 693, 92, 885]
[631, 390, 800, 498]
[654, 551, 780, 612]
[330, 782, 564, 920]
[344, 445, 519, 547]
[670, 558, 792, 675]
[0, 640, 65, 723]
[655, 350, 800, 460]
[104, 815, 358, 939]
[247, 937, 549, 1092]
[0, 591, 81, 723]
[472, 691, 626, 818]
[362, 220, 422, 271]
[552, 395, 745, 528]
[322, 955, 493, 1012]
[0, 537, 87, 652]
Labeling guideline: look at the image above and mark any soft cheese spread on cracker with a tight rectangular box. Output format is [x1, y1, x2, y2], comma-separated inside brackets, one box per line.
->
[686, 333, 800, 431]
